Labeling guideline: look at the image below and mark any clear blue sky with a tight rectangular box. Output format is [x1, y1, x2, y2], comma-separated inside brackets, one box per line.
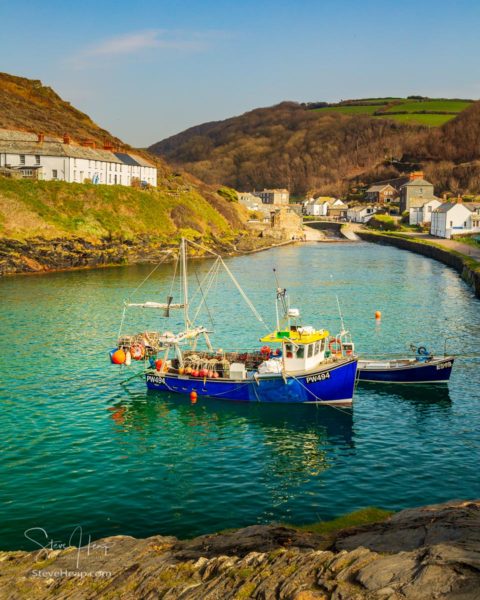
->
[1, 0, 479, 146]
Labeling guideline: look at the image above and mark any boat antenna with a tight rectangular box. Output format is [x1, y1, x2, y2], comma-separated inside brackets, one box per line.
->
[273, 268, 288, 319]
[336, 294, 346, 334]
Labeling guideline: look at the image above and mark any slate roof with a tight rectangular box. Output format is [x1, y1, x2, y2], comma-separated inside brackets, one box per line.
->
[114, 152, 141, 167]
[400, 178, 433, 188]
[0, 129, 155, 167]
[433, 202, 470, 213]
[366, 184, 395, 193]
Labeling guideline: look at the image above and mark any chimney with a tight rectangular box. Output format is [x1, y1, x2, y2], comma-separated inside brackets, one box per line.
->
[103, 139, 114, 151]
[37, 133, 44, 143]
[63, 133, 71, 145]
[409, 170, 424, 181]
[457, 195, 463, 204]
[81, 139, 96, 148]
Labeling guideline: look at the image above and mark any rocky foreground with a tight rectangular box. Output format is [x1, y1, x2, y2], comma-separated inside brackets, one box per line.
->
[1, 500, 480, 599]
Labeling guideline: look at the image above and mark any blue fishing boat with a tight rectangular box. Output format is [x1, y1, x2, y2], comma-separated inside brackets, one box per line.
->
[357, 346, 454, 384]
[110, 239, 358, 404]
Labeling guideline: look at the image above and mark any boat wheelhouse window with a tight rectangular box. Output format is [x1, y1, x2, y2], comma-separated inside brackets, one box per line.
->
[296, 346, 304, 359]
[314, 341, 320, 354]
[307, 344, 314, 358]
[285, 343, 294, 358]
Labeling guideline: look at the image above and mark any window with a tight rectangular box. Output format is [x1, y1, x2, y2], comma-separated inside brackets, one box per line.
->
[52, 169, 58, 179]
[307, 344, 314, 358]
[35, 155, 40, 165]
[20, 154, 25, 165]
[450, 220, 453, 227]
[314, 342, 320, 354]
[73, 170, 77, 181]
[296, 346, 304, 359]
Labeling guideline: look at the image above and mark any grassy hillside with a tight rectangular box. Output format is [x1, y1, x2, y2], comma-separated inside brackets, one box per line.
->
[0, 177, 243, 242]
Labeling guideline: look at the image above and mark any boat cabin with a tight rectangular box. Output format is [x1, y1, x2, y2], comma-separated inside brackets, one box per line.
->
[260, 326, 329, 373]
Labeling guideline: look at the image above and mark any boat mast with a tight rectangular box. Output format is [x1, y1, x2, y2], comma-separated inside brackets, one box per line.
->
[181, 238, 190, 329]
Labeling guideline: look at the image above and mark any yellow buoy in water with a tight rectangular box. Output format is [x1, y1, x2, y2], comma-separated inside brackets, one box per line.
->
[375, 310, 382, 320]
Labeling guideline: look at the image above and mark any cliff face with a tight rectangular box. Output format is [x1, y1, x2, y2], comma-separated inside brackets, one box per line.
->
[2, 499, 480, 599]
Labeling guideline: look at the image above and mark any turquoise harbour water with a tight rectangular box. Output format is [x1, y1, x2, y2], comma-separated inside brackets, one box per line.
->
[1, 242, 480, 551]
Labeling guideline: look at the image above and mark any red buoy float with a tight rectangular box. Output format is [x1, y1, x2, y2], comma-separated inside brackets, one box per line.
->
[111, 349, 126, 364]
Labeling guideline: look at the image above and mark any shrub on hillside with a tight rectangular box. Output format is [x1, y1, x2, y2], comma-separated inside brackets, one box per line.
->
[217, 186, 238, 202]
[368, 214, 400, 231]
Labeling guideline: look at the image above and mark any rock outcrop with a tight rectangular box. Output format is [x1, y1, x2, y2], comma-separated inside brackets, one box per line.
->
[1, 500, 480, 599]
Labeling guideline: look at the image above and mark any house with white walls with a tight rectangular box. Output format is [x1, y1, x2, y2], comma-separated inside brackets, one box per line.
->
[347, 205, 377, 223]
[430, 202, 480, 238]
[303, 197, 346, 217]
[0, 129, 157, 187]
[409, 198, 442, 225]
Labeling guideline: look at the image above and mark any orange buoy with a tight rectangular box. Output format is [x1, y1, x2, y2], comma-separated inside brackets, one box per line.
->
[375, 310, 382, 320]
[111, 349, 126, 364]
[190, 391, 198, 403]
[155, 358, 163, 371]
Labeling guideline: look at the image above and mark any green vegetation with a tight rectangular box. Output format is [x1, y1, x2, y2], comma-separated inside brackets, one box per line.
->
[312, 97, 472, 127]
[217, 186, 238, 202]
[298, 507, 394, 536]
[314, 104, 380, 115]
[386, 113, 457, 126]
[455, 235, 480, 248]
[384, 99, 472, 113]
[367, 214, 399, 231]
[0, 177, 241, 242]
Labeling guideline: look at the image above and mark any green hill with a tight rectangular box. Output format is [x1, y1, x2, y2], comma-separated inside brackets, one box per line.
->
[150, 97, 480, 196]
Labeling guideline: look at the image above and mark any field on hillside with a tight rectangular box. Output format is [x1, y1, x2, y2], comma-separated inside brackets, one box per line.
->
[313, 97, 473, 126]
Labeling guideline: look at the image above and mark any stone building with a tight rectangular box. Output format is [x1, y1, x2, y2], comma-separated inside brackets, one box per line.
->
[399, 173, 435, 212]
[365, 183, 398, 204]
[253, 188, 289, 205]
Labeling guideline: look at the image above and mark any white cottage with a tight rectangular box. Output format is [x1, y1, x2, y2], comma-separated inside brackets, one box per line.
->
[0, 130, 157, 187]
[347, 205, 377, 223]
[409, 198, 442, 225]
[430, 202, 477, 238]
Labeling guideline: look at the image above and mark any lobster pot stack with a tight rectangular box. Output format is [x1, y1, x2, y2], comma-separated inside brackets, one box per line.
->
[110, 332, 163, 366]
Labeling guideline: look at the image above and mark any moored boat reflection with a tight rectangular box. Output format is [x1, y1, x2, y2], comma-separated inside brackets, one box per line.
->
[358, 382, 452, 412]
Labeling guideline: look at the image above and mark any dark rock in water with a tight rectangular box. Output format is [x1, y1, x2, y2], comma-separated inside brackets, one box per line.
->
[1, 499, 480, 599]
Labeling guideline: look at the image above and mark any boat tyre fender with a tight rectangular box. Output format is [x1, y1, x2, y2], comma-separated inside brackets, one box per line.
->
[417, 346, 429, 356]
[130, 343, 145, 360]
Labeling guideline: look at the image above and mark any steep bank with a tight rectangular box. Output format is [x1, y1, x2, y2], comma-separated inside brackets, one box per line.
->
[0, 178, 259, 275]
[2, 499, 479, 599]
[357, 231, 480, 299]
